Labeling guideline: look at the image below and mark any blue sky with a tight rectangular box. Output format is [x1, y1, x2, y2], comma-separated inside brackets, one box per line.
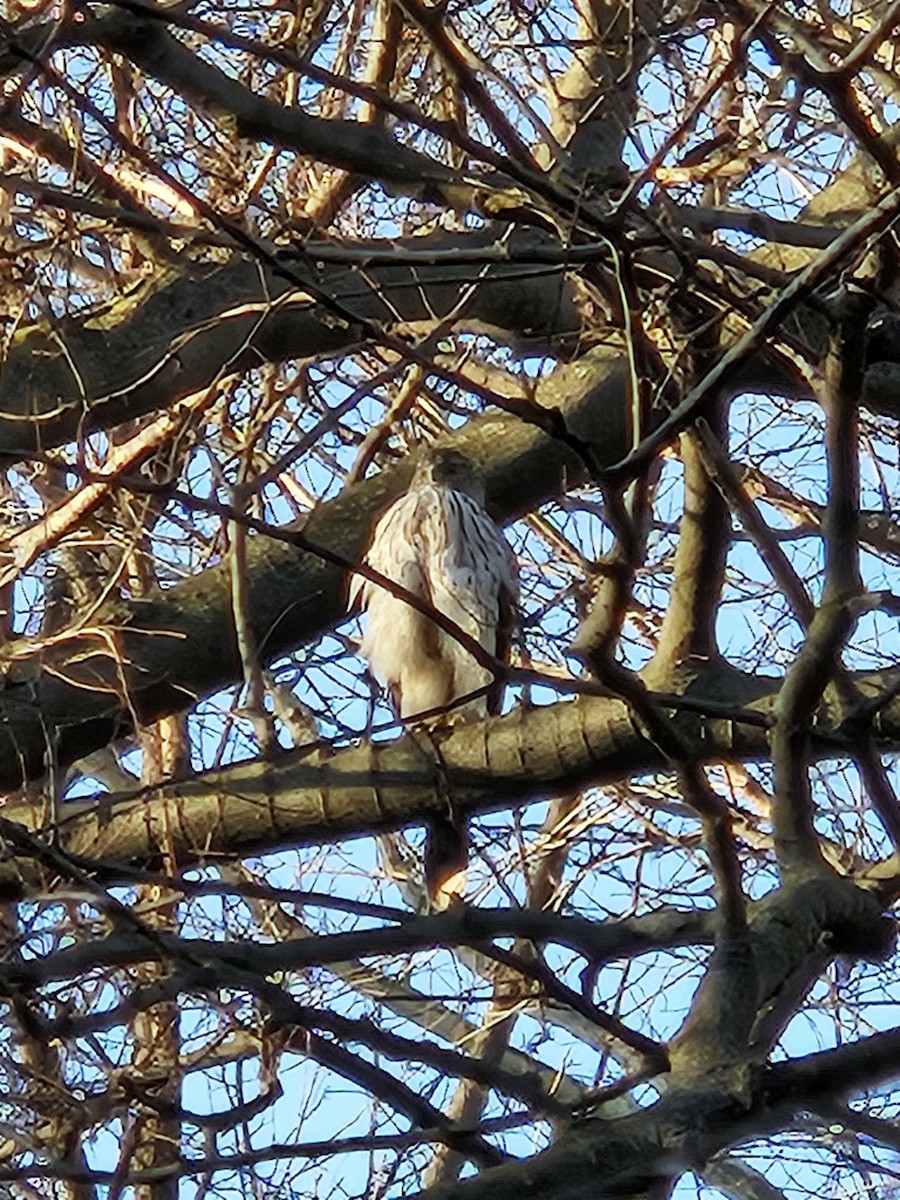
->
[10, 5, 900, 1198]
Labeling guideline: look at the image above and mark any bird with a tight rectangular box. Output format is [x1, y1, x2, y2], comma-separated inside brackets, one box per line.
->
[351, 447, 519, 907]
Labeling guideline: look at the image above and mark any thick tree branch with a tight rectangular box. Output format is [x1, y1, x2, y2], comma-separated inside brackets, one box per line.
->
[6, 659, 900, 887]
[0, 227, 578, 458]
[0, 348, 631, 787]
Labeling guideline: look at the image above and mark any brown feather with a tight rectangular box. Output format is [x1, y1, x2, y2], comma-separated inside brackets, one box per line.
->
[424, 812, 469, 910]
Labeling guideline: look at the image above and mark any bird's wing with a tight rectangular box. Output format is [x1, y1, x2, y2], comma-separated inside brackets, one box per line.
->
[488, 577, 519, 715]
[354, 490, 445, 697]
[427, 491, 519, 644]
[352, 490, 424, 608]
[410, 489, 517, 716]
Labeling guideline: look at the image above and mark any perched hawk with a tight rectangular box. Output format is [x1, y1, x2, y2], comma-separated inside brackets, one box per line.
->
[352, 448, 519, 906]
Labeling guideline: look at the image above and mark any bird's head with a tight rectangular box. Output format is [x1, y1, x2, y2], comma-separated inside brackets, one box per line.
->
[412, 447, 486, 502]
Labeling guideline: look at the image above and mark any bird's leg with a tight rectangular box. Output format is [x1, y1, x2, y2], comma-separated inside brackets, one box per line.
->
[421, 690, 489, 729]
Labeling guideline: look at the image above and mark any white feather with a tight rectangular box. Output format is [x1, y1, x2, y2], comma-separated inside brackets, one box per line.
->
[353, 481, 518, 720]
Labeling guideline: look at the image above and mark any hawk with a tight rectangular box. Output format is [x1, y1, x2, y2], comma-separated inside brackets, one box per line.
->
[351, 447, 519, 907]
